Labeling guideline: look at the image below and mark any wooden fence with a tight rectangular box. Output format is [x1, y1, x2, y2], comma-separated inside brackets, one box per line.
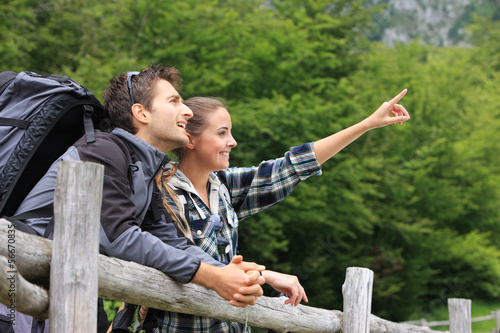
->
[403, 309, 500, 332]
[0, 161, 490, 332]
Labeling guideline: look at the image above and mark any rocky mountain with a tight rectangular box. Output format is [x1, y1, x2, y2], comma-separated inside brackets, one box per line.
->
[365, 0, 498, 46]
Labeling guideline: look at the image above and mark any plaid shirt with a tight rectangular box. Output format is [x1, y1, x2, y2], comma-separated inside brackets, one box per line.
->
[155, 142, 321, 333]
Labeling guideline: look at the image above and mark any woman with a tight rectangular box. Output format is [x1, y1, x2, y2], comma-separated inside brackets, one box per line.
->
[156, 90, 410, 332]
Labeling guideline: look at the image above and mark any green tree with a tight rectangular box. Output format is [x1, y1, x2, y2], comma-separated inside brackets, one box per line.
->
[336, 37, 500, 320]
[2, 0, 500, 322]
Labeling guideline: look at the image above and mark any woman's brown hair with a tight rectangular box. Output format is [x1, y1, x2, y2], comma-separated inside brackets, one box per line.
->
[156, 165, 193, 241]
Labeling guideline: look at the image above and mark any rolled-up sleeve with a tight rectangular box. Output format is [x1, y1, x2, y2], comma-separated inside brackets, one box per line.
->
[222, 142, 322, 220]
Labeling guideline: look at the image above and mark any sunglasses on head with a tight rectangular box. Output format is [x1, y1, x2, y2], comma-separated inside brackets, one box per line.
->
[127, 71, 140, 105]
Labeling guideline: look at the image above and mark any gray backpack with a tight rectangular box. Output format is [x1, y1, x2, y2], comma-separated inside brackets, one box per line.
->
[0, 71, 106, 219]
[0, 70, 108, 333]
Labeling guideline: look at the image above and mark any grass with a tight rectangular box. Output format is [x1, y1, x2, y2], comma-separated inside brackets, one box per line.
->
[407, 299, 500, 332]
[103, 299, 122, 323]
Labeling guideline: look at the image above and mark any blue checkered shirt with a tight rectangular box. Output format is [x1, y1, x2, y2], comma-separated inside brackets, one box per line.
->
[155, 142, 321, 333]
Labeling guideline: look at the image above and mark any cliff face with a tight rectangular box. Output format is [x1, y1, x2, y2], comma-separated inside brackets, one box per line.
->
[366, 0, 490, 46]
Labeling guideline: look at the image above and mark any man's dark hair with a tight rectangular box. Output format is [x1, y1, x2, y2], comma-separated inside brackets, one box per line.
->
[103, 63, 183, 134]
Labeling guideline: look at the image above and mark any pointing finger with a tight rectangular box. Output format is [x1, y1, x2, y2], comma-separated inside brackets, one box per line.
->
[388, 89, 408, 106]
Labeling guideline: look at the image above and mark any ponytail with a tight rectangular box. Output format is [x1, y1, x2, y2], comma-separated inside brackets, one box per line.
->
[156, 165, 193, 242]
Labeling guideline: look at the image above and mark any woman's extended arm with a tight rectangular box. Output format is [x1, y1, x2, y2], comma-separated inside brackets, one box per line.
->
[314, 89, 410, 165]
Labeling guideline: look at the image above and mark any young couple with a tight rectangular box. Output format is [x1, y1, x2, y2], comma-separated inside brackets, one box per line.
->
[3, 63, 409, 333]
[127, 64, 409, 332]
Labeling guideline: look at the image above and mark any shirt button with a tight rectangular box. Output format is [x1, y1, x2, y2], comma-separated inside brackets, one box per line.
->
[197, 230, 202, 235]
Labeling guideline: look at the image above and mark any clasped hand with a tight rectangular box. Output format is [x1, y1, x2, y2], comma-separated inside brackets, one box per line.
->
[213, 255, 266, 307]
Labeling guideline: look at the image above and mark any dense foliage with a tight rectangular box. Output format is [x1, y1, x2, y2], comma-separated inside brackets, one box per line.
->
[2, 0, 499, 321]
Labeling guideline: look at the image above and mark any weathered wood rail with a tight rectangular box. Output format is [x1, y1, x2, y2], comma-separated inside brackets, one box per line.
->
[0, 161, 482, 332]
[404, 308, 500, 332]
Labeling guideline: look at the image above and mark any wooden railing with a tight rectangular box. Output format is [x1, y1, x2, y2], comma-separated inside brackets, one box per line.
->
[0, 161, 488, 332]
[403, 309, 500, 332]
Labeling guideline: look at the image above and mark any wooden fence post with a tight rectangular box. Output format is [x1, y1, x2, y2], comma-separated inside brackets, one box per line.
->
[49, 161, 104, 333]
[496, 310, 500, 333]
[448, 298, 471, 333]
[342, 267, 374, 333]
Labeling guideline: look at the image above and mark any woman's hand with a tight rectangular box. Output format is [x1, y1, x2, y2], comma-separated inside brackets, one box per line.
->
[262, 270, 308, 306]
[313, 89, 410, 164]
[362, 89, 410, 129]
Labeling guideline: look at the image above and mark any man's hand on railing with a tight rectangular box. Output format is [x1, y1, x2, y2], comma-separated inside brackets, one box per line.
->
[262, 270, 308, 306]
[192, 255, 266, 307]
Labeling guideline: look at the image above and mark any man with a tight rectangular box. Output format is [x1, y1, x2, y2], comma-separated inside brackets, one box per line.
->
[1, 64, 265, 332]
[98, 65, 265, 303]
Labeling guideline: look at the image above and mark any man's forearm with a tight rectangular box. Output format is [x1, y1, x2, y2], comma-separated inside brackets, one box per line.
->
[191, 262, 218, 289]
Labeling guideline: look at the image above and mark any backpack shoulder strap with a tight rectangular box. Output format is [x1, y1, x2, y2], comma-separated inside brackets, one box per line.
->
[0, 71, 17, 95]
[0, 71, 25, 128]
[171, 187, 190, 223]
